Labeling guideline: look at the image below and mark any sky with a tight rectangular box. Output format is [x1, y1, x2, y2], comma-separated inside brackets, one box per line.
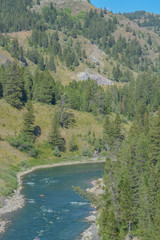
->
[91, 0, 160, 14]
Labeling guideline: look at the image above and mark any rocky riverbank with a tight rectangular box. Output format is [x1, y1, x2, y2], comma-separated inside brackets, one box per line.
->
[81, 178, 104, 240]
[0, 159, 105, 235]
[0, 171, 25, 234]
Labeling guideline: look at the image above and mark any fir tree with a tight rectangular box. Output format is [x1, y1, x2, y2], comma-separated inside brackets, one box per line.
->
[22, 101, 35, 137]
[49, 113, 65, 151]
[23, 69, 33, 101]
[118, 172, 135, 233]
[150, 108, 160, 165]
[38, 55, 45, 71]
[3, 62, 23, 109]
[46, 55, 56, 72]
[114, 113, 121, 139]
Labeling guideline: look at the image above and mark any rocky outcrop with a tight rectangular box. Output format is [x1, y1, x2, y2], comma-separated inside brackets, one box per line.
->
[81, 179, 104, 240]
[77, 69, 113, 86]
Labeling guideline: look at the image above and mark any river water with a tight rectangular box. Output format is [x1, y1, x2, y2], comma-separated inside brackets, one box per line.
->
[1, 162, 105, 240]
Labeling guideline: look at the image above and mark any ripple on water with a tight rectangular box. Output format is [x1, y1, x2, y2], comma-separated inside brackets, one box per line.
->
[39, 177, 60, 186]
[62, 209, 69, 212]
[40, 206, 54, 213]
[26, 181, 35, 186]
[70, 202, 88, 206]
[28, 199, 36, 204]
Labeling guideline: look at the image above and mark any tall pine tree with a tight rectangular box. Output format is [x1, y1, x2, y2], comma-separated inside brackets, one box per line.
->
[3, 62, 23, 109]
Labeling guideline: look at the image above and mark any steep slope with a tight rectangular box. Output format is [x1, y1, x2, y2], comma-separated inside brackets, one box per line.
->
[31, 0, 94, 14]
[8, 30, 115, 85]
[1, 1, 160, 84]
[115, 14, 160, 63]
[0, 47, 14, 67]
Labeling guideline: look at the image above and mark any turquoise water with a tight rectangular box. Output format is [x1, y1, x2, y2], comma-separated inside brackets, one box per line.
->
[1, 162, 104, 240]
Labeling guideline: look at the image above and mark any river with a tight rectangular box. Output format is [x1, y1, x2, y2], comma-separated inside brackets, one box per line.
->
[1, 162, 104, 240]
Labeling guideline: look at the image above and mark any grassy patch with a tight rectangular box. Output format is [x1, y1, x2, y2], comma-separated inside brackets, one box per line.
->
[0, 99, 103, 197]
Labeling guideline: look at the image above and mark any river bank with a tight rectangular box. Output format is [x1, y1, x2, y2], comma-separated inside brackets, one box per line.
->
[81, 178, 104, 240]
[0, 158, 105, 235]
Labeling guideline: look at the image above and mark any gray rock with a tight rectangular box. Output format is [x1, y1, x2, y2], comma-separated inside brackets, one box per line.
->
[77, 69, 113, 86]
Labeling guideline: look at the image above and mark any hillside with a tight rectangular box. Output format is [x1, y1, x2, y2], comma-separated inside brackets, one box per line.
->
[31, 0, 94, 14]
[1, 2, 160, 84]
[0, 99, 103, 197]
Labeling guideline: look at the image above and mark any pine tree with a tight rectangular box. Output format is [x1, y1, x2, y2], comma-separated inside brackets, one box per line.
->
[22, 101, 35, 137]
[19, 46, 25, 62]
[152, 185, 160, 240]
[118, 172, 135, 233]
[46, 55, 56, 72]
[38, 55, 45, 71]
[23, 69, 33, 100]
[150, 108, 160, 165]
[114, 113, 121, 139]
[138, 179, 152, 240]
[112, 65, 122, 81]
[0, 81, 2, 98]
[38, 71, 55, 104]
[3, 62, 23, 109]
[12, 38, 19, 59]
[49, 113, 65, 151]
[147, 35, 152, 46]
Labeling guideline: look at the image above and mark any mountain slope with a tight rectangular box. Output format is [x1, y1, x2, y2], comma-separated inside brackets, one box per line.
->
[1, 2, 160, 83]
[31, 0, 94, 14]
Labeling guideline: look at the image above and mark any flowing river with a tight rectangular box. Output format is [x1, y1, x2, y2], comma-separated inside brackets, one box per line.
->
[1, 162, 105, 240]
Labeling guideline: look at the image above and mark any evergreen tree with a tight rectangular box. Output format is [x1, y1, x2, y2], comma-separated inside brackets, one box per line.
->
[150, 108, 160, 165]
[114, 113, 121, 139]
[147, 35, 152, 46]
[23, 69, 33, 101]
[19, 46, 25, 62]
[46, 55, 56, 72]
[3, 62, 23, 109]
[103, 115, 114, 148]
[112, 65, 122, 82]
[33, 71, 55, 104]
[38, 55, 45, 71]
[22, 101, 35, 137]
[118, 172, 135, 233]
[49, 113, 65, 151]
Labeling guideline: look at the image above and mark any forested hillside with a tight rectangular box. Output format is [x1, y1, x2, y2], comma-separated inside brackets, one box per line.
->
[1, 0, 160, 82]
[0, 0, 160, 239]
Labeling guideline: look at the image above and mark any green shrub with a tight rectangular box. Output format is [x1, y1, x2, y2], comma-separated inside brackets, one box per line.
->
[18, 160, 30, 169]
[68, 136, 79, 152]
[9, 134, 39, 157]
[54, 147, 61, 157]
[82, 148, 88, 156]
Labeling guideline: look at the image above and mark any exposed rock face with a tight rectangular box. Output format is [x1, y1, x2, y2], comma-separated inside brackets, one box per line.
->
[81, 179, 104, 240]
[77, 69, 114, 86]
[81, 223, 100, 240]
[31, 0, 90, 12]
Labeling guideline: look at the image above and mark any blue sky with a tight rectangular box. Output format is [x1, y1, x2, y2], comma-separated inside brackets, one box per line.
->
[91, 0, 160, 14]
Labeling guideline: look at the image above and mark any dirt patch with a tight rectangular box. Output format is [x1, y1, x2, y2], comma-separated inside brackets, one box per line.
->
[8, 31, 32, 46]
